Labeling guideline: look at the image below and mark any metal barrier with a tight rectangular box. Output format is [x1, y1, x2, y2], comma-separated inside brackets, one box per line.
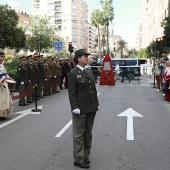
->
[86, 65, 153, 85]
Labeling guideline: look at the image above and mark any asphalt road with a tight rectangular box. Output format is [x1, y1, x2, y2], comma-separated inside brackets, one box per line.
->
[0, 76, 170, 170]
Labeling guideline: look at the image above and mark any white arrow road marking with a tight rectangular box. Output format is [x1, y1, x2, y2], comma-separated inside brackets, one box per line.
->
[0, 106, 43, 129]
[55, 93, 100, 138]
[117, 108, 143, 140]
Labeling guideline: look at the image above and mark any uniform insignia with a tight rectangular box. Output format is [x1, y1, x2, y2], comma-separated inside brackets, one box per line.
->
[77, 75, 81, 78]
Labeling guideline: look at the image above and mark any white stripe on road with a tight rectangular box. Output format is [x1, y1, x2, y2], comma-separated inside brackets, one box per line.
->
[55, 93, 101, 138]
[0, 112, 29, 129]
[0, 106, 43, 129]
[55, 119, 72, 138]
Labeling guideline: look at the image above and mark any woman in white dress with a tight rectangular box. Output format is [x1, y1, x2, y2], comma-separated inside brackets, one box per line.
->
[0, 52, 13, 117]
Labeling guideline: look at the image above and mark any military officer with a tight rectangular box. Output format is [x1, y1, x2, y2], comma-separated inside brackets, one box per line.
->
[68, 49, 99, 169]
[26, 55, 35, 103]
[63, 58, 71, 88]
[59, 58, 65, 90]
[37, 54, 45, 98]
[17, 55, 29, 106]
[32, 54, 41, 100]
[43, 57, 51, 96]
[50, 56, 58, 93]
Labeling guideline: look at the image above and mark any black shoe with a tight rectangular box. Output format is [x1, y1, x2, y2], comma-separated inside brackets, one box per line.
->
[27, 100, 33, 103]
[84, 160, 90, 164]
[74, 162, 89, 169]
[19, 103, 26, 106]
[129, 79, 131, 83]
[25, 103, 29, 105]
[40, 96, 46, 98]
[121, 80, 124, 82]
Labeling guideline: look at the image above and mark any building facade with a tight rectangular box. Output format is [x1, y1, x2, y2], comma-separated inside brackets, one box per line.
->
[142, 0, 170, 47]
[88, 24, 97, 58]
[32, 0, 89, 52]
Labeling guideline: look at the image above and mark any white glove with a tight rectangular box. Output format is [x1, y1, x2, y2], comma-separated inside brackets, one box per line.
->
[20, 81, 24, 85]
[2, 76, 6, 79]
[50, 75, 51, 78]
[98, 106, 99, 109]
[44, 79, 47, 81]
[54, 76, 56, 78]
[29, 80, 31, 83]
[72, 108, 80, 115]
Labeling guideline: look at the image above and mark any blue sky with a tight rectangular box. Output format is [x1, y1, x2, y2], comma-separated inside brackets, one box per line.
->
[1, 0, 142, 47]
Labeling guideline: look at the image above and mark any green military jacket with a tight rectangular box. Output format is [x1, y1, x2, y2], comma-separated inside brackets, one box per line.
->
[68, 66, 99, 114]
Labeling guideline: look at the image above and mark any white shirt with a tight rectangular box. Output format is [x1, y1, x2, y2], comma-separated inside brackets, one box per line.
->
[77, 65, 85, 72]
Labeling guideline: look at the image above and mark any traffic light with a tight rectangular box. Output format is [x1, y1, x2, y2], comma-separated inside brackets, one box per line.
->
[68, 42, 74, 53]
[156, 37, 161, 47]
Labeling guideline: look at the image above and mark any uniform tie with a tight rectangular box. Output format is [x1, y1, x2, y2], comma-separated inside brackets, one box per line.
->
[83, 69, 87, 74]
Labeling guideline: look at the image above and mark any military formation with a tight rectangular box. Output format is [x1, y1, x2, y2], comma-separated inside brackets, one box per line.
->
[17, 53, 75, 106]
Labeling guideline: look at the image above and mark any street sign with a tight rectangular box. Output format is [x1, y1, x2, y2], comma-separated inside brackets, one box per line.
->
[54, 41, 63, 51]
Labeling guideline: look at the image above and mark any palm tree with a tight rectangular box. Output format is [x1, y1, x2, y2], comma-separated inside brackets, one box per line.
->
[116, 39, 129, 58]
[91, 9, 105, 59]
[100, 0, 114, 54]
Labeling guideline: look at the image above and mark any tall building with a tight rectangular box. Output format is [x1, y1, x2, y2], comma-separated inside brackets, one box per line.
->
[88, 24, 97, 58]
[32, 0, 89, 52]
[142, 0, 170, 47]
[136, 22, 143, 50]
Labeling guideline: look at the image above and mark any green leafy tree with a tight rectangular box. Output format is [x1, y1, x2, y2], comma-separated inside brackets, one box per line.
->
[91, 9, 105, 59]
[26, 15, 56, 53]
[0, 5, 26, 49]
[161, 17, 170, 53]
[116, 39, 128, 58]
[146, 40, 156, 59]
[100, 0, 114, 53]
[137, 48, 147, 58]
[4, 56, 20, 80]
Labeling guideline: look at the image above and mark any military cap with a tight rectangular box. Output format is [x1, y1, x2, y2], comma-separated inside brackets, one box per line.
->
[74, 49, 90, 62]
[27, 55, 33, 59]
[0, 52, 5, 56]
[34, 52, 40, 57]
[38, 54, 43, 58]
[19, 55, 27, 60]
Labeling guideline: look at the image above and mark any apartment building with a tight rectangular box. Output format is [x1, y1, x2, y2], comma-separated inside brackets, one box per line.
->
[109, 35, 122, 58]
[142, 0, 170, 47]
[32, 0, 89, 52]
[88, 24, 97, 58]
[136, 22, 142, 50]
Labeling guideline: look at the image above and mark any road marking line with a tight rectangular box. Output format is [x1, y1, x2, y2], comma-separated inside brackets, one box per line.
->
[55, 119, 72, 137]
[116, 85, 149, 87]
[55, 93, 101, 138]
[0, 106, 43, 129]
[0, 112, 30, 129]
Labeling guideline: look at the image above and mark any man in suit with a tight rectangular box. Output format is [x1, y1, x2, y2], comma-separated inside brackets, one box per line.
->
[68, 49, 99, 169]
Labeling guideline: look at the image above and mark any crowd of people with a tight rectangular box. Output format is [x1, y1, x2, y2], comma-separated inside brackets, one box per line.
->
[16, 53, 75, 106]
[154, 53, 170, 102]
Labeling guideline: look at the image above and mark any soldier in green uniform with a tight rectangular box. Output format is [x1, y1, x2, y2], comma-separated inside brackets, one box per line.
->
[43, 57, 51, 96]
[68, 49, 99, 169]
[17, 55, 29, 106]
[37, 54, 45, 98]
[26, 55, 35, 103]
[32, 54, 41, 100]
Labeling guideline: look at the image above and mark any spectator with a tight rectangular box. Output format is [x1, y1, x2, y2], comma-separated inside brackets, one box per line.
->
[0, 52, 13, 117]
